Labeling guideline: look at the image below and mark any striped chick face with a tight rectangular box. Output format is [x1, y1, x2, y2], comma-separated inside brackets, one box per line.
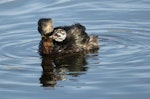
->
[52, 29, 67, 42]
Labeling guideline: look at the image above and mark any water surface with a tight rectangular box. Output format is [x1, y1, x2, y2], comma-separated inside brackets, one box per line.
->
[0, 0, 150, 99]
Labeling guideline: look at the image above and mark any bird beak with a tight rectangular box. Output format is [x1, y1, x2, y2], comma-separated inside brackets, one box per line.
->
[41, 32, 50, 39]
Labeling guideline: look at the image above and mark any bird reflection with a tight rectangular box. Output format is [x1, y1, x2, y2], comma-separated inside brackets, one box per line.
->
[39, 53, 88, 87]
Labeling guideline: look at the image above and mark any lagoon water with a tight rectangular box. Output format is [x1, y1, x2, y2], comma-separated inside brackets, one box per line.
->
[0, 0, 150, 99]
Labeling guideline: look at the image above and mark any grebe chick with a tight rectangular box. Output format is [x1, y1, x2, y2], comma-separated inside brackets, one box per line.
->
[52, 29, 67, 42]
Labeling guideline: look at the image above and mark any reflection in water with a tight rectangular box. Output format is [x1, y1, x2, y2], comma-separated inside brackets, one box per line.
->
[39, 53, 88, 87]
[0, 0, 150, 98]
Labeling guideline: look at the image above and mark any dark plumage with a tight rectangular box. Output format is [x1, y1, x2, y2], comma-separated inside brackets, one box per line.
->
[39, 38, 54, 55]
[52, 23, 99, 54]
[38, 18, 99, 56]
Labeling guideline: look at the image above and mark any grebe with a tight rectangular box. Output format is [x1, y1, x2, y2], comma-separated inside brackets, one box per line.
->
[38, 18, 99, 56]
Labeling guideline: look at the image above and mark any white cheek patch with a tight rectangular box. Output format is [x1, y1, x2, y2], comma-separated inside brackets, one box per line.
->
[53, 29, 67, 42]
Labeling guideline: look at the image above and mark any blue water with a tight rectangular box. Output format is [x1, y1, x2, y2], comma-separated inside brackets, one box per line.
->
[0, 0, 150, 99]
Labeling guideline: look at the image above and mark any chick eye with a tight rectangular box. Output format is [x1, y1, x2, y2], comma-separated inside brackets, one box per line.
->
[61, 32, 65, 35]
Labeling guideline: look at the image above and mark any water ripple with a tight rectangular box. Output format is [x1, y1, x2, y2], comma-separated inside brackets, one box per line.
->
[99, 26, 150, 65]
[0, 0, 150, 98]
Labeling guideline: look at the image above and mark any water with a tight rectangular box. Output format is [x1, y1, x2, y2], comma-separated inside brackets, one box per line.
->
[0, 0, 150, 99]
